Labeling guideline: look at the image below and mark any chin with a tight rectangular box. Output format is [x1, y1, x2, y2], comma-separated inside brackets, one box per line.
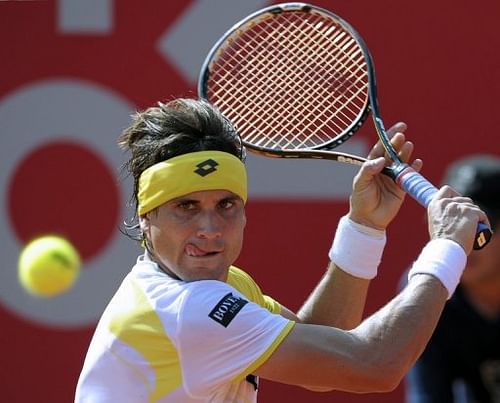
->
[181, 266, 228, 282]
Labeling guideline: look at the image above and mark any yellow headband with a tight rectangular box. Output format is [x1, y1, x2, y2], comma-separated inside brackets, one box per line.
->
[138, 151, 247, 215]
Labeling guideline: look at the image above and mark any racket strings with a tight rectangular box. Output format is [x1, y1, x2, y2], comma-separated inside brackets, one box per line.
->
[240, 17, 333, 147]
[206, 11, 370, 150]
[210, 13, 365, 144]
[228, 22, 309, 144]
[262, 18, 359, 147]
[220, 17, 323, 147]
[210, 17, 343, 145]
[278, 23, 368, 146]
[214, 17, 365, 131]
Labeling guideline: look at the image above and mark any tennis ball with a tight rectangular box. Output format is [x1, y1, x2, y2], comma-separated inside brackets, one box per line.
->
[18, 235, 81, 297]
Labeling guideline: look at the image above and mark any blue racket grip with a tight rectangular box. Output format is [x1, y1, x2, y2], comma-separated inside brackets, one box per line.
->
[393, 165, 492, 250]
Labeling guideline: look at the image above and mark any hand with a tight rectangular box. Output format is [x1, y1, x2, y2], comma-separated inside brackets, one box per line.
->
[427, 186, 489, 255]
[348, 122, 423, 230]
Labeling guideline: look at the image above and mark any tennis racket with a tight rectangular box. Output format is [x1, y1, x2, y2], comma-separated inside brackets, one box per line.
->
[198, 2, 491, 250]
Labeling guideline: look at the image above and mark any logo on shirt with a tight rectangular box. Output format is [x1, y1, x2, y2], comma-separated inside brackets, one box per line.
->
[209, 292, 248, 327]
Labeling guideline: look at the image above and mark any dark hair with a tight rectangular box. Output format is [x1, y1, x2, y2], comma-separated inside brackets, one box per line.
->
[118, 98, 245, 239]
[443, 154, 500, 230]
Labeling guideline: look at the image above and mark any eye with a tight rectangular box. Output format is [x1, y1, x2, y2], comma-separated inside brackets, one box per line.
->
[218, 199, 234, 210]
[218, 197, 242, 211]
[177, 200, 197, 211]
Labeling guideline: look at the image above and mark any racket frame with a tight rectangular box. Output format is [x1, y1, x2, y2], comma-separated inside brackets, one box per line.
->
[199, 3, 371, 156]
[198, 2, 492, 249]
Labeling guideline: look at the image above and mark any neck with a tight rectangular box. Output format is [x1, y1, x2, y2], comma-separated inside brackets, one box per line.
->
[143, 248, 181, 280]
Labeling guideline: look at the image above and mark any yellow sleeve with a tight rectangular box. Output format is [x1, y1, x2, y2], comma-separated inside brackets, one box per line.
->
[227, 266, 282, 314]
[262, 295, 282, 314]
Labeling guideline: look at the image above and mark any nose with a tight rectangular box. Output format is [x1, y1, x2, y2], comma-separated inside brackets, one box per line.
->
[196, 211, 222, 240]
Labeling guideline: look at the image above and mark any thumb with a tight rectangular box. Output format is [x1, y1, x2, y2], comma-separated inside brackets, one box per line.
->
[355, 157, 386, 189]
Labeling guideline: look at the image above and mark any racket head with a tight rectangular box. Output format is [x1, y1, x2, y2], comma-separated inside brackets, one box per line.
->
[198, 2, 375, 156]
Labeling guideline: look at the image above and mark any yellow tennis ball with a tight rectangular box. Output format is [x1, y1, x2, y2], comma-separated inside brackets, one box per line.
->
[18, 235, 81, 297]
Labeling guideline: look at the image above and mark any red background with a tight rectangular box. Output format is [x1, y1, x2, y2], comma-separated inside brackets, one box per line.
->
[1, 1, 499, 402]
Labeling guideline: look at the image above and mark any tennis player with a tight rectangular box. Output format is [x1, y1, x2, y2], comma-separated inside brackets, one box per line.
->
[75, 98, 488, 402]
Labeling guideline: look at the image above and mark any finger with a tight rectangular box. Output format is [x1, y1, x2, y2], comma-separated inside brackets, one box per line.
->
[386, 122, 407, 137]
[410, 158, 423, 172]
[449, 198, 490, 225]
[354, 157, 386, 190]
[369, 122, 408, 158]
[379, 135, 420, 169]
[368, 132, 406, 160]
[367, 122, 406, 159]
[383, 133, 407, 163]
[396, 140, 414, 163]
[435, 185, 461, 199]
[479, 210, 491, 229]
[450, 196, 475, 204]
[368, 138, 388, 159]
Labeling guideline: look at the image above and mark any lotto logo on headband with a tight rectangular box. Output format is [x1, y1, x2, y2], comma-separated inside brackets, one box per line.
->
[194, 158, 218, 177]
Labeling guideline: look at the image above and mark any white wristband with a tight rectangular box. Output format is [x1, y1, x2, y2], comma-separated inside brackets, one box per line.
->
[328, 215, 387, 279]
[407, 238, 467, 299]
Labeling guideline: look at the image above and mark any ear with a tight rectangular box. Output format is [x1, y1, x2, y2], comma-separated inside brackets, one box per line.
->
[139, 214, 150, 233]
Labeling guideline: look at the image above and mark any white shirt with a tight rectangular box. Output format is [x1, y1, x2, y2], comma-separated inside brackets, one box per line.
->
[75, 257, 294, 402]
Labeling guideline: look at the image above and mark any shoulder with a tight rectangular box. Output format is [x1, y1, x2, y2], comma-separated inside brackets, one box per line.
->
[228, 266, 283, 314]
[227, 265, 264, 301]
[227, 265, 257, 284]
[178, 279, 286, 335]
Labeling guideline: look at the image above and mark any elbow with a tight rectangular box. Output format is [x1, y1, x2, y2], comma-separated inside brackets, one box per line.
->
[350, 364, 403, 393]
[301, 385, 335, 392]
[374, 356, 408, 391]
[370, 370, 403, 393]
[348, 340, 409, 393]
[344, 328, 418, 393]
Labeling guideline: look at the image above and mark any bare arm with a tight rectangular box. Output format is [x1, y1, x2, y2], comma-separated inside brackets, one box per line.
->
[295, 263, 370, 329]
[257, 186, 486, 392]
[263, 120, 489, 392]
[285, 123, 417, 330]
[256, 274, 447, 393]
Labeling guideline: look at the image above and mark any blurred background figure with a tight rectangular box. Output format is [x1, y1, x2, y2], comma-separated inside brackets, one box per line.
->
[405, 154, 500, 403]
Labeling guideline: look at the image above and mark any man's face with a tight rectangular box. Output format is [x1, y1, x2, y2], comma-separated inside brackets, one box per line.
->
[140, 190, 246, 282]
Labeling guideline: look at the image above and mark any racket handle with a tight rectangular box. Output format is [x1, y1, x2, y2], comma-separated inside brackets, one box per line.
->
[393, 164, 492, 250]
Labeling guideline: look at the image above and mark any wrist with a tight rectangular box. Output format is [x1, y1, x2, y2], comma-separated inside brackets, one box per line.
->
[328, 215, 387, 279]
[347, 215, 386, 232]
[407, 238, 467, 299]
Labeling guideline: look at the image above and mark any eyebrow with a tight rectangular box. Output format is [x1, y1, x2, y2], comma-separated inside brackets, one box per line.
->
[170, 193, 242, 204]
[219, 194, 244, 204]
[170, 196, 198, 204]
[221, 194, 240, 201]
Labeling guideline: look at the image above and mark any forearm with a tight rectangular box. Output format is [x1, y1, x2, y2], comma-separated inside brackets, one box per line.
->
[257, 276, 448, 393]
[349, 275, 448, 387]
[296, 216, 385, 329]
[257, 240, 466, 392]
[297, 262, 370, 329]
[265, 275, 449, 392]
[346, 238, 467, 388]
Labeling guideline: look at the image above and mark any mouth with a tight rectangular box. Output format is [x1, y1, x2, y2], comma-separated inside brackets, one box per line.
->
[185, 244, 221, 258]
